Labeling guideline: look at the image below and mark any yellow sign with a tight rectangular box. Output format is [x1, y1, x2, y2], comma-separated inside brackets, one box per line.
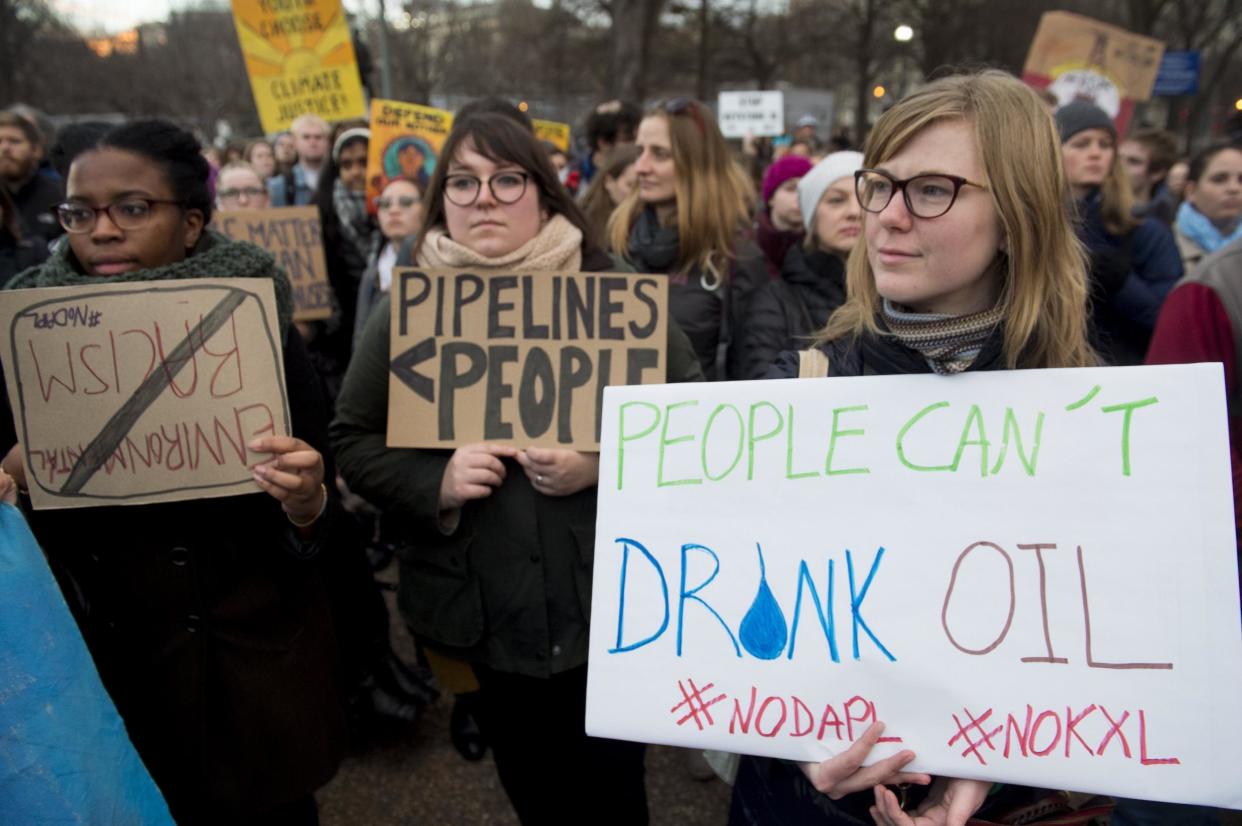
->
[533, 119, 571, 153]
[230, 0, 367, 134]
[365, 99, 454, 213]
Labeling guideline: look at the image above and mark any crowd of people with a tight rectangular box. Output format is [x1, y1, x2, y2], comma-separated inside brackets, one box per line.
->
[0, 68, 1239, 826]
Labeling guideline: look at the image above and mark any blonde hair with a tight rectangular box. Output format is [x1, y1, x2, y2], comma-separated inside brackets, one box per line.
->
[821, 70, 1097, 370]
[1097, 144, 1137, 236]
[607, 100, 754, 281]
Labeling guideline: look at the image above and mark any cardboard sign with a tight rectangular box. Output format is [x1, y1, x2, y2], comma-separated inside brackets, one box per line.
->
[718, 91, 785, 139]
[387, 269, 668, 451]
[366, 99, 453, 214]
[230, 0, 367, 134]
[0, 279, 291, 509]
[587, 365, 1242, 809]
[533, 119, 572, 153]
[215, 206, 332, 322]
[1022, 11, 1164, 132]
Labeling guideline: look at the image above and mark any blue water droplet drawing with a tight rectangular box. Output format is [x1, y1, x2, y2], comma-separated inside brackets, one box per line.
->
[738, 542, 788, 660]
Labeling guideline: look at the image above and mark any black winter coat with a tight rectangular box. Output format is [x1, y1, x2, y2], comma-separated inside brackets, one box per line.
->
[737, 245, 847, 379]
[331, 247, 705, 679]
[0, 329, 346, 824]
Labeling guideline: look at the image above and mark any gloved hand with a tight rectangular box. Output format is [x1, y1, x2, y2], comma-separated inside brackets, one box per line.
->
[1088, 246, 1132, 302]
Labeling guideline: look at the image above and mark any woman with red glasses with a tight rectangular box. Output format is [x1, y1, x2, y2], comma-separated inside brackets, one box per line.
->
[608, 97, 767, 380]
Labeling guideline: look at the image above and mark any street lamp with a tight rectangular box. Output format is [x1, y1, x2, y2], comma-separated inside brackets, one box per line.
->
[894, 24, 914, 42]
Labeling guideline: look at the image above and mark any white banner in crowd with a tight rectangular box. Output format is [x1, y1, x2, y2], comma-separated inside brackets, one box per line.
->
[586, 364, 1242, 809]
[717, 90, 785, 139]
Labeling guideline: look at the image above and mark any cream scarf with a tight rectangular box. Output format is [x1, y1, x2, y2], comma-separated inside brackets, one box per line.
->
[417, 213, 583, 272]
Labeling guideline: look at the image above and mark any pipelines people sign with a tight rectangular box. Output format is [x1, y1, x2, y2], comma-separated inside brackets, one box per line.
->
[586, 365, 1242, 809]
[386, 269, 668, 451]
[215, 206, 332, 322]
[0, 279, 290, 509]
[230, 0, 367, 134]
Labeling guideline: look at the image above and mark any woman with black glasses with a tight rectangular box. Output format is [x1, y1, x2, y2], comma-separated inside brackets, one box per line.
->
[0, 119, 345, 824]
[332, 108, 702, 825]
[608, 97, 767, 380]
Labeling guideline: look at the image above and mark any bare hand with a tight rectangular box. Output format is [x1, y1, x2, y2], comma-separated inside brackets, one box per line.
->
[249, 436, 326, 524]
[439, 443, 520, 511]
[871, 777, 990, 826]
[0, 468, 17, 505]
[801, 722, 931, 801]
[517, 448, 599, 497]
[2, 444, 26, 493]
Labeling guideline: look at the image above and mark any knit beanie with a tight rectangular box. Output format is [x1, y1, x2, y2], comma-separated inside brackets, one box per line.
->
[797, 151, 864, 234]
[761, 155, 813, 206]
[1054, 100, 1115, 143]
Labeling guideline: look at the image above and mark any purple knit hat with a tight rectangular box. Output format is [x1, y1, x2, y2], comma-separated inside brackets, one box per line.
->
[761, 155, 814, 206]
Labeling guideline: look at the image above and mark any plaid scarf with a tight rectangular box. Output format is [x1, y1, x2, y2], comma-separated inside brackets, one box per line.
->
[881, 298, 1005, 374]
[332, 177, 372, 262]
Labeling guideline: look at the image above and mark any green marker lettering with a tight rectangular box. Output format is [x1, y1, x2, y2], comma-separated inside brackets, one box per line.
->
[785, 404, 820, 480]
[701, 403, 744, 481]
[1101, 396, 1159, 476]
[824, 404, 870, 476]
[657, 400, 702, 487]
[616, 400, 660, 490]
[747, 401, 784, 480]
[896, 401, 953, 472]
[950, 404, 990, 476]
[990, 407, 1044, 476]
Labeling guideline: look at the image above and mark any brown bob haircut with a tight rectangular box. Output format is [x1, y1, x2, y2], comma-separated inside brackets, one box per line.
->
[412, 111, 600, 262]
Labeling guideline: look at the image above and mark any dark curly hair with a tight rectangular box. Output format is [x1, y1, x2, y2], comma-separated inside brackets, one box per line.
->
[94, 119, 214, 226]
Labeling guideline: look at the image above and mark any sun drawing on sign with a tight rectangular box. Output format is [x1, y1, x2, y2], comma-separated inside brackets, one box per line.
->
[233, 2, 354, 79]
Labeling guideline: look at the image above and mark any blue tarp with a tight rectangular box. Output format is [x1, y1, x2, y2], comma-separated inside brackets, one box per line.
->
[0, 503, 172, 824]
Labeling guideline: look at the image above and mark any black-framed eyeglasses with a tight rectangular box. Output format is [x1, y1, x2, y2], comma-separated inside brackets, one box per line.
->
[854, 169, 987, 219]
[377, 195, 420, 210]
[56, 198, 184, 234]
[443, 171, 530, 207]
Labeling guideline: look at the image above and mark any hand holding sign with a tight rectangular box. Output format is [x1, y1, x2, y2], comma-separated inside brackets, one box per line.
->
[871, 777, 991, 826]
[517, 447, 600, 498]
[801, 721, 929, 801]
[249, 435, 326, 525]
[439, 442, 520, 511]
[0, 468, 16, 505]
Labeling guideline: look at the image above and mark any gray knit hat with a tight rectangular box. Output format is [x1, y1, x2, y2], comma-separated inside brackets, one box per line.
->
[1054, 100, 1115, 143]
[797, 151, 864, 234]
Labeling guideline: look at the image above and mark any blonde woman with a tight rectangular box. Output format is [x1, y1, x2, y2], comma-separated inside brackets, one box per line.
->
[579, 143, 640, 245]
[608, 97, 767, 379]
[735, 71, 1097, 826]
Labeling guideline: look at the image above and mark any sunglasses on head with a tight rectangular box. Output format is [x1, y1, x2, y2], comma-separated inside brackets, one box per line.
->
[662, 97, 706, 134]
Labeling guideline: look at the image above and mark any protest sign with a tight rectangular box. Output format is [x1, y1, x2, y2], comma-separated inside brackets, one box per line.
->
[587, 365, 1242, 808]
[215, 206, 331, 322]
[1022, 11, 1164, 133]
[533, 119, 572, 153]
[0, 279, 290, 509]
[230, 0, 366, 134]
[386, 269, 668, 451]
[365, 99, 453, 214]
[717, 91, 785, 139]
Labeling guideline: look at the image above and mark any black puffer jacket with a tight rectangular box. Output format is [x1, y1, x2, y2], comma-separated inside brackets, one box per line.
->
[624, 207, 768, 380]
[737, 245, 847, 379]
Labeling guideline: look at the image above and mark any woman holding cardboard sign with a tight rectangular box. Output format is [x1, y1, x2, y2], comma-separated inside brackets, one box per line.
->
[732, 73, 1102, 826]
[332, 108, 703, 825]
[0, 119, 345, 824]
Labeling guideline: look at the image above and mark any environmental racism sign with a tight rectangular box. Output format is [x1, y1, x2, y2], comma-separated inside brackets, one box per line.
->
[1022, 11, 1164, 133]
[0, 279, 291, 510]
[215, 206, 332, 322]
[717, 91, 785, 139]
[587, 365, 1242, 809]
[365, 99, 453, 214]
[387, 269, 668, 451]
[230, 0, 367, 134]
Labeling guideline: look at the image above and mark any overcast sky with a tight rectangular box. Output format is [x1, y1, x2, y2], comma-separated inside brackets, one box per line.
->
[50, 0, 374, 34]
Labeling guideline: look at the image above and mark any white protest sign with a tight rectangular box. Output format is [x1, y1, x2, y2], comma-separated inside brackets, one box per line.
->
[717, 90, 785, 139]
[586, 364, 1242, 809]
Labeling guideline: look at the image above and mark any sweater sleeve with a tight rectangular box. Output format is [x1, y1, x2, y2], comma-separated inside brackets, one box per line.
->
[1111, 218, 1183, 329]
[329, 293, 451, 532]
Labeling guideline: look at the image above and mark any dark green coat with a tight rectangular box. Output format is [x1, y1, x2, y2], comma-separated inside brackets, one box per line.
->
[330, 254, 703, 678]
